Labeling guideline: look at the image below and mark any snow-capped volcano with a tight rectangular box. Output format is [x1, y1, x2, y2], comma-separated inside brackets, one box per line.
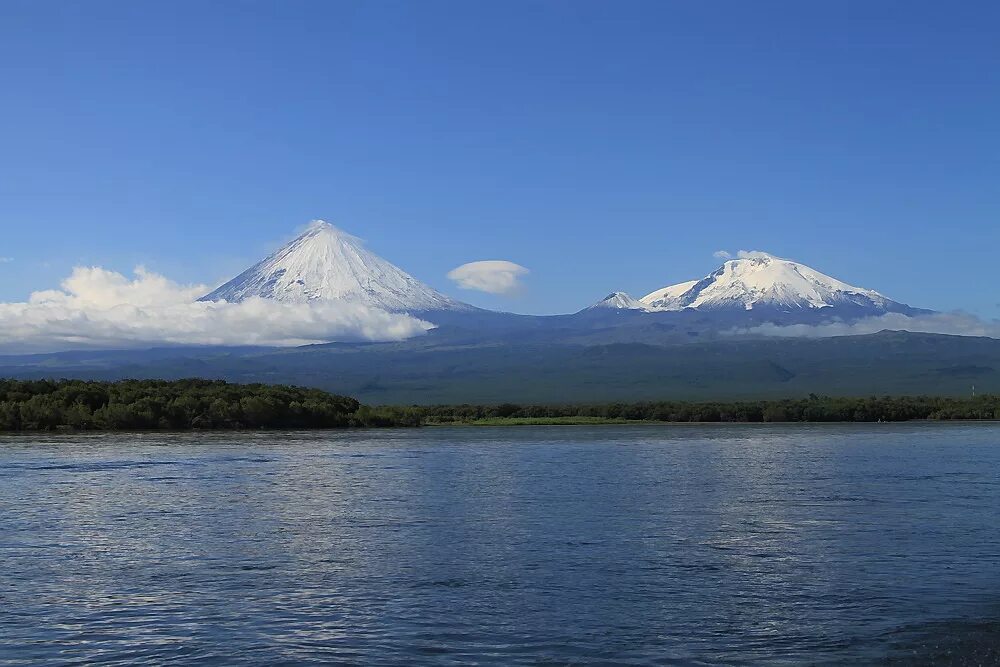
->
[640, 252, 914, 314]
[200, 221, 470, 313]
[587, 291, 648, 310]
[582, 251, 922, 319]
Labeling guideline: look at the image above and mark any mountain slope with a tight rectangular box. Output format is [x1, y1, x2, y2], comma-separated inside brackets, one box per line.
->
[200, 221, 470, 313]
[639, 280, 698, 310]
[3, 331, 998, 404]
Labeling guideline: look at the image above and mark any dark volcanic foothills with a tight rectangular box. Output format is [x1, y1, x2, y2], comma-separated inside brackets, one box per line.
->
[1, 330, 997, 405]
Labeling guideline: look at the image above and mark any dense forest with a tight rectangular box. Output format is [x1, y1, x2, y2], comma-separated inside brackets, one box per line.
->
[0, 379, 421, 431]
[1, 380, 999, 431]
[417, 394, 1000, 424]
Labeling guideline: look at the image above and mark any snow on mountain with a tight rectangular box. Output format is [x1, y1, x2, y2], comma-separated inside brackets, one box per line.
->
[640, 252, 910, 314]
[207, 226, 919, 325]
[200, 221, 470, 313]
[638, 280, 698, 311]
[586, 291, 648, 310]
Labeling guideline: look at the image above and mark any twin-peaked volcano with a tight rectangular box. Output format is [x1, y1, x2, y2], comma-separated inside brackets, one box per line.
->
[200, 221, 471, 313]
[588, 252, 924, 319]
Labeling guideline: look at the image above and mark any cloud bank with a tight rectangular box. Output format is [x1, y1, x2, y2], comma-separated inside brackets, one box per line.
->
[736, 311, 1000, 339]
[447, 260, 529, 295]
[0, 266, 432, 353]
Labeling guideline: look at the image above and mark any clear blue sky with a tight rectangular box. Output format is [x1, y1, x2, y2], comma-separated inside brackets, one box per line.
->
[2, 1, 998, 315]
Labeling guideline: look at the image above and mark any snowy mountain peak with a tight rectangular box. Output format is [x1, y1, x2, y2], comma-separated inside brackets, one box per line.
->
[200, 220, 470, 312]
[640, 252, 913, 314]
[298, 219, 361, 243]
[587, 291, 647, 311]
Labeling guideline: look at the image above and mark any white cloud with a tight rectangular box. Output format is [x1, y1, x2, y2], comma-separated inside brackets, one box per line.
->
[0, 257, 12, 263]
[736, 250, 774, 259]
[713, 250, 778, 260]
[735, 311, 1000, 339]
[447, 260, 529, 295]
[0, 266, 432, 353]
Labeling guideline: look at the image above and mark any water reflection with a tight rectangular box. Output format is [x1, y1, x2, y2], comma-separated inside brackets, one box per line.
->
[0, 424, 999, 665]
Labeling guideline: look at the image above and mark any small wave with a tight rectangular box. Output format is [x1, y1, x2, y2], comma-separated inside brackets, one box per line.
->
[31, 460, 181, 472]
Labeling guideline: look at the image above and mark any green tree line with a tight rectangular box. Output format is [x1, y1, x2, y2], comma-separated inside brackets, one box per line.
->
[415, 394, 1000, 423]
[0, 379, 421, 431]
[3, 380, 997, 431]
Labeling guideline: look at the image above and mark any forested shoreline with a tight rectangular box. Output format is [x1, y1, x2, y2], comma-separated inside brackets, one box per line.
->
[416, 395, 1000, 424]
[0, 379, 420, 431]
[1, 379, 998, 432]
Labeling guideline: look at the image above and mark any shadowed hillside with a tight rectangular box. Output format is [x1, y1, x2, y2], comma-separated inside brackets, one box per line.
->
[1, 331, 998, 404]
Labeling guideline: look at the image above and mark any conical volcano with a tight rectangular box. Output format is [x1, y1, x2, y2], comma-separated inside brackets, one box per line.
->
[200, 221, 470, 313]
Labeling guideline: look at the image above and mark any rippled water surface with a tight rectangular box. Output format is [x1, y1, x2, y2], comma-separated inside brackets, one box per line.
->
[2, 424, 1000, 665]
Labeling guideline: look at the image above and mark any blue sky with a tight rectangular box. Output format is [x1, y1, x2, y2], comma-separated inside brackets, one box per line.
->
[2, 0, 998, 315]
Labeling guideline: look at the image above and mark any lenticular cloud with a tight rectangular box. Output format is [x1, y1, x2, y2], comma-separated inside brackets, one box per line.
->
[447, 260, 529, 295]
[0, 266, 433, 353]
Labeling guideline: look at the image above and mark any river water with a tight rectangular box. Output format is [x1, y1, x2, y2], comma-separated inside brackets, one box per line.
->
[1, 424, 999, 665]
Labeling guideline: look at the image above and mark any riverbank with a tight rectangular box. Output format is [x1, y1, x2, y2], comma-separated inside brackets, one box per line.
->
[414, 395, 1000, 425]
[427, 416, 642, 426]
[428, 417, 1000, 427]
[0, 379, 421, 431]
